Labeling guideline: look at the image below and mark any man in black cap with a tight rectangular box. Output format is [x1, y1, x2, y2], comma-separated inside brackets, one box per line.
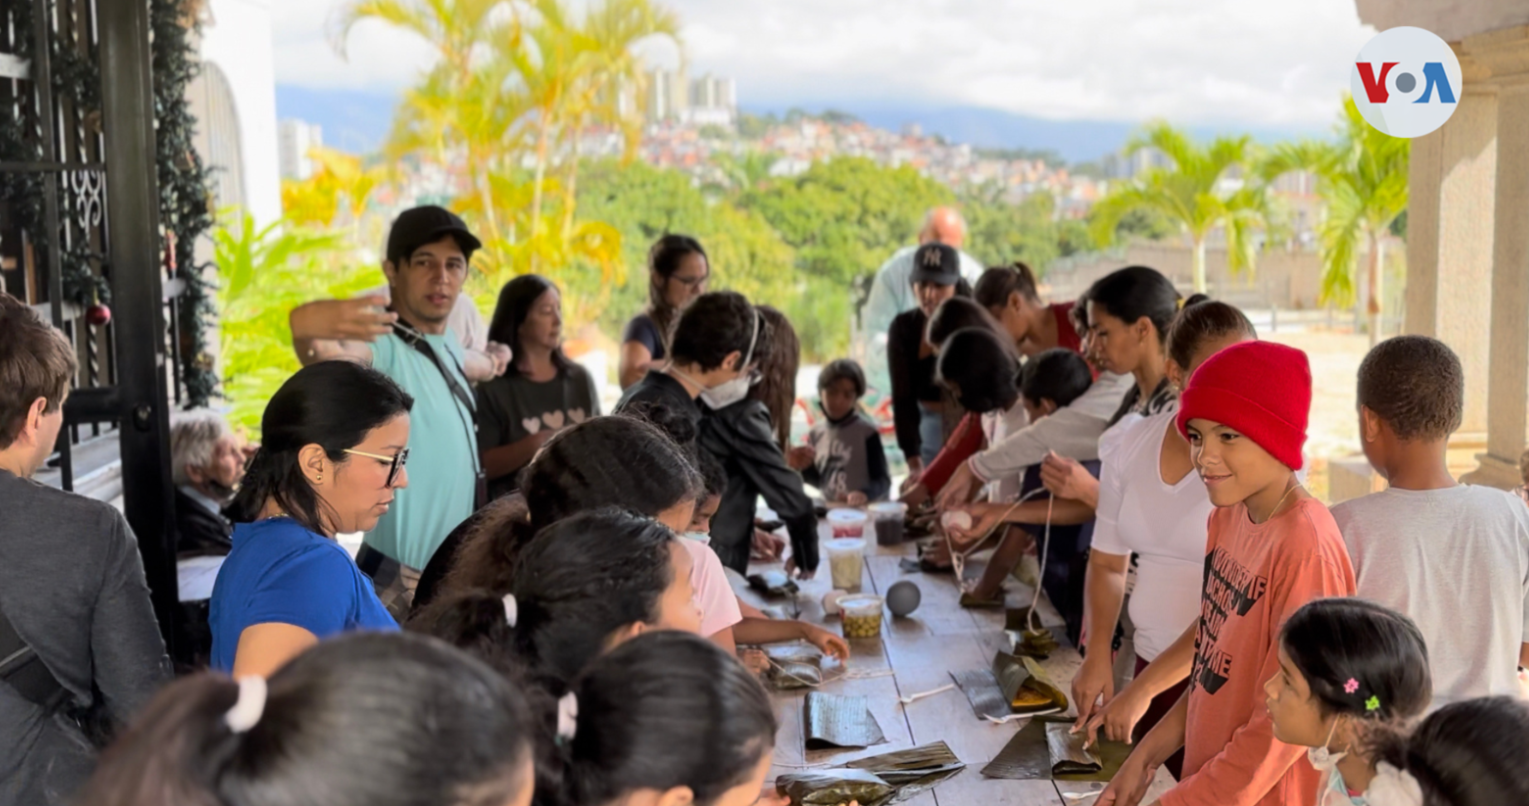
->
[887, 242, 965, 476]
[289, 205, 508, 613]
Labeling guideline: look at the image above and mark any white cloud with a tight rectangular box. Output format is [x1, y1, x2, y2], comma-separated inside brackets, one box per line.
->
[264, 0, 1376, 126]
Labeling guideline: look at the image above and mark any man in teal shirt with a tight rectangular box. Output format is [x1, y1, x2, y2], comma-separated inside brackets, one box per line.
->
[289, 206, 511, 614]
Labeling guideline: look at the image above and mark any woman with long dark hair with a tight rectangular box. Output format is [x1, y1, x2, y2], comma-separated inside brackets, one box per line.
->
[477, 274, 600, 499]
[213, 361, 411, 676]
[77, 632, 537, 806]
[619, 234, 711, 389]
[699, 307, 819, 576]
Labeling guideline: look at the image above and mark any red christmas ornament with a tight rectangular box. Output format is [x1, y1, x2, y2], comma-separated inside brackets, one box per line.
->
[85, 303, 111, 327]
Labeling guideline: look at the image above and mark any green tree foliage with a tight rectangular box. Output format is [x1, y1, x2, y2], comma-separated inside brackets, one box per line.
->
[1265, 95, 1407, 344]
[739, 157, 954, 287]
[1089, 122, 1274, 292]
[213, 213, 374, 432]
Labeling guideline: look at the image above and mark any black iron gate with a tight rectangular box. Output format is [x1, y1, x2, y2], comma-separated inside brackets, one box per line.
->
[2, 0, 182, 659]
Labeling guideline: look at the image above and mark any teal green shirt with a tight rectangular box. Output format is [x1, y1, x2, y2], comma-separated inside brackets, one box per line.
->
[363, 330, 478, 570]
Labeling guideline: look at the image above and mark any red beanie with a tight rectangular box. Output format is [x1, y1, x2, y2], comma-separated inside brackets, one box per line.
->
[1175, 341, 1311, 470]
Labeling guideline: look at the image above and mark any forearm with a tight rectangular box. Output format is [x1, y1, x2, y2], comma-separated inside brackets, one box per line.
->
[1083, 556, 1129, 659]
[1134, 690, 1189, 769]
[1127, 622, 1197, 700]
[461, 348, 495, 382]
[481, 436, 543, 482]
[975, 498, 1095, 527]
[732, 617, 813, 646]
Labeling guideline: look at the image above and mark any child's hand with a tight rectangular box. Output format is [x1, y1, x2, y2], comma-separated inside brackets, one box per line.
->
[787, 445, 816, 471]
[800, 623, 851, 662]
[752, 529, 786, 561]
[753, 787, 790, 806]
[784, 556, 815, 581]
[1096, 752, 1156, 806]
[946, 505, 1002, 549]
[1083, 681, 1152, 747]
[845, 491, 868, 507]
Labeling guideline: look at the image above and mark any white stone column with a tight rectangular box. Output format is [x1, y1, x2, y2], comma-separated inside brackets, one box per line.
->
[1404, 52, 1498, 438]
[1463, 27, 1529, 489]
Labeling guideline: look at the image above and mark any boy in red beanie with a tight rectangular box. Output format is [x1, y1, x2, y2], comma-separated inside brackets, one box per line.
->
[1100, 341, 1355, 806]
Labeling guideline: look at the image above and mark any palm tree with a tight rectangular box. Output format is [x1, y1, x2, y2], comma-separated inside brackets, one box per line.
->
[330, 0, 510, 87]
[1089, 122, 1272, 293]
[1267, 96, 1407, 345]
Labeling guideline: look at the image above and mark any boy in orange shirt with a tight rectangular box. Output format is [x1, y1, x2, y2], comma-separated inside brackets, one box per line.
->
[1099, 341, 1356, 806]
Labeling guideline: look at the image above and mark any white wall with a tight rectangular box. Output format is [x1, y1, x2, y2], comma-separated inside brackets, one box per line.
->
[201, 0, 282, 228]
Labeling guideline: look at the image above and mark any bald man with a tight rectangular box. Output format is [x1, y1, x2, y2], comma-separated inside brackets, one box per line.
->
[855, 207, 985, 399]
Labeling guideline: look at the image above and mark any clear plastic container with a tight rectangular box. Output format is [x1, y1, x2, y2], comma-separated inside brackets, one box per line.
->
[868, 502, 908, 546]
[826, 537, 866, 592]
[827, 508, 868, 538]
[840, 594, 885, 639]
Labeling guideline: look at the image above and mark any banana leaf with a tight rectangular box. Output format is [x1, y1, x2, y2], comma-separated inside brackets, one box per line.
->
[992, 651, 1069, 714]
[843, 741, 965, 802]
[776, 769, 895, 806]
[804, 692, 886, 749]
[949, 668, 1011, 721]
[768, 645, 824, 691]
[748, 570, 799, 598]
[1045, 721, 1102, 775]
[980, 716, 1132, 782]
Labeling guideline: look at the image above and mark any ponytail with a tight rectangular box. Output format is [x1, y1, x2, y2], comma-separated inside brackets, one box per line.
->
[1084, 265, 1180, 345]
[974, 262, 1041, 309]
[1164, 296, 1257, 372]
[552, 631, 777, 806]
[1369, 696, 1529, 806]
[79, 633, 534, 806]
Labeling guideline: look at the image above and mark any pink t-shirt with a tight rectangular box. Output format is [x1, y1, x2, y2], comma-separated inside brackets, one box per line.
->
[681, 538, 743, 638]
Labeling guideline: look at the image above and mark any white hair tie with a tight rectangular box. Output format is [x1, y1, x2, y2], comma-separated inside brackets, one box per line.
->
[503, 593, 517, 628]
[225, 676, 268, 734]
[556, 693, 579, 743]
[1368, 761, 1424, 806]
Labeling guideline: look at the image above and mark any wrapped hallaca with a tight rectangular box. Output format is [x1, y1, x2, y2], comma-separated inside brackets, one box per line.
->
[776, 769, 895, 806]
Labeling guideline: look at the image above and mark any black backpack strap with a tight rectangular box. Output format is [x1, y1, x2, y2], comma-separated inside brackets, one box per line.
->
[390, 317, 488, 510]
[0, 604, 69, 712]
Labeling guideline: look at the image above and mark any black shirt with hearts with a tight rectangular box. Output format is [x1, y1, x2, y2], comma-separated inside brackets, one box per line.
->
[476, 362, 601, 499]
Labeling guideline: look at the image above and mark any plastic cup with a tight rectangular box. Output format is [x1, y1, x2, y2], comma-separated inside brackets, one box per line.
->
[840, 594, 885, 639]
[868, 502, 908, 546]
[826, 537, 866, 592]
[827, 508, 868, 539]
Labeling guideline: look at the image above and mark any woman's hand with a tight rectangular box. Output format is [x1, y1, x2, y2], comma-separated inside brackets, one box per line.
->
[800, 623, 850, 662]
[1040, 451, 1097, 505]
[784, 556, 815, 581]
[845, 491, 868, 507]
[1084, 680, 1153, 747]
[1071, 652, 1117, 734]
[1096, 752, 1158, 806]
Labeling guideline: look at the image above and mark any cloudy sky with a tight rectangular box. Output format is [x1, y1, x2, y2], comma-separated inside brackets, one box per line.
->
[268, 0, 1376, 128]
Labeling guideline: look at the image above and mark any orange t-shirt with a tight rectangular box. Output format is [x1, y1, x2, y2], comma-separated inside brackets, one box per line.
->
[1158, 498, 1356, 806]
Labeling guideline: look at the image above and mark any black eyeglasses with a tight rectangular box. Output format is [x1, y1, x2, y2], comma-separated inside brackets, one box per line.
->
[343, 447, 410, 487]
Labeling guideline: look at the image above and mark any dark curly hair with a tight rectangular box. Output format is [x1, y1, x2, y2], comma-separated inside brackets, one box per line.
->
[1356, 335, 1464, 441]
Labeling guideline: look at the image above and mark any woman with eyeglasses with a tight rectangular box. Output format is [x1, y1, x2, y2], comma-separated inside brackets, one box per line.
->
[212, 361, 412, 677]
[618, 234, 711, 390]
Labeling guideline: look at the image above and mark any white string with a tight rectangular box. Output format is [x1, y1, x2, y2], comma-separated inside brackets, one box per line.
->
[945, 487, 1048, 583]
[764, 653, 895, 689]
[1026, 495, 1056, 635]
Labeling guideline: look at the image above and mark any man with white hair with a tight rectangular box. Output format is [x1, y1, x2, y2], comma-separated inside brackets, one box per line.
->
[169, 409, 246, 557]
[856, 206, 985, 399]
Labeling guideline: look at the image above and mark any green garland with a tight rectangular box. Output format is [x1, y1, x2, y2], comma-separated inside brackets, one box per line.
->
[150, 0, 217, 406]
[0, 0, 216, 406]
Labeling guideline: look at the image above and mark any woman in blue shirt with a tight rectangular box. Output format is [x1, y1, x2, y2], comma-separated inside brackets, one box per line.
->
[212, 361, 412, 676]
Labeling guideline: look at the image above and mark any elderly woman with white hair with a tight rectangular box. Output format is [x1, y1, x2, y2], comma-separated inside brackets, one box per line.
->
[170, 409, 248, 558]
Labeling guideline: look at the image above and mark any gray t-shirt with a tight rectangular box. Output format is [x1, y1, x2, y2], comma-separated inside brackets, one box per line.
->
[1332, 485, 1529, 708]
[476, 363, 601, 499]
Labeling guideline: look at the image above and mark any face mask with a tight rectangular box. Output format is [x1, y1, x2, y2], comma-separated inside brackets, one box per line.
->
[682, 531, 712, 545]
[697, 312, 760, 410]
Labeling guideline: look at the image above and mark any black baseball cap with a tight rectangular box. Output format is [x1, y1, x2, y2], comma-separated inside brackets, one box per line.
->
[910, 243, 961, 286]
[385, 205, 482, 264]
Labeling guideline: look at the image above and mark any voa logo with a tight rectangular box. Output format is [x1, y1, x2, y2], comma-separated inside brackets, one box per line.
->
[1352, 26, 1462, 138]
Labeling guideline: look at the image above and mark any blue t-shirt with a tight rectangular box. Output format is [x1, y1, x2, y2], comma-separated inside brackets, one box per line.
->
[365, 330, 479, 569]
[209, 518, 397, 671]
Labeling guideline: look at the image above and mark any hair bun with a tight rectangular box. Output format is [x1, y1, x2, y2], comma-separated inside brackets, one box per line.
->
[621, 401, 696, 448]
[1183, 293, 1212, 308]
